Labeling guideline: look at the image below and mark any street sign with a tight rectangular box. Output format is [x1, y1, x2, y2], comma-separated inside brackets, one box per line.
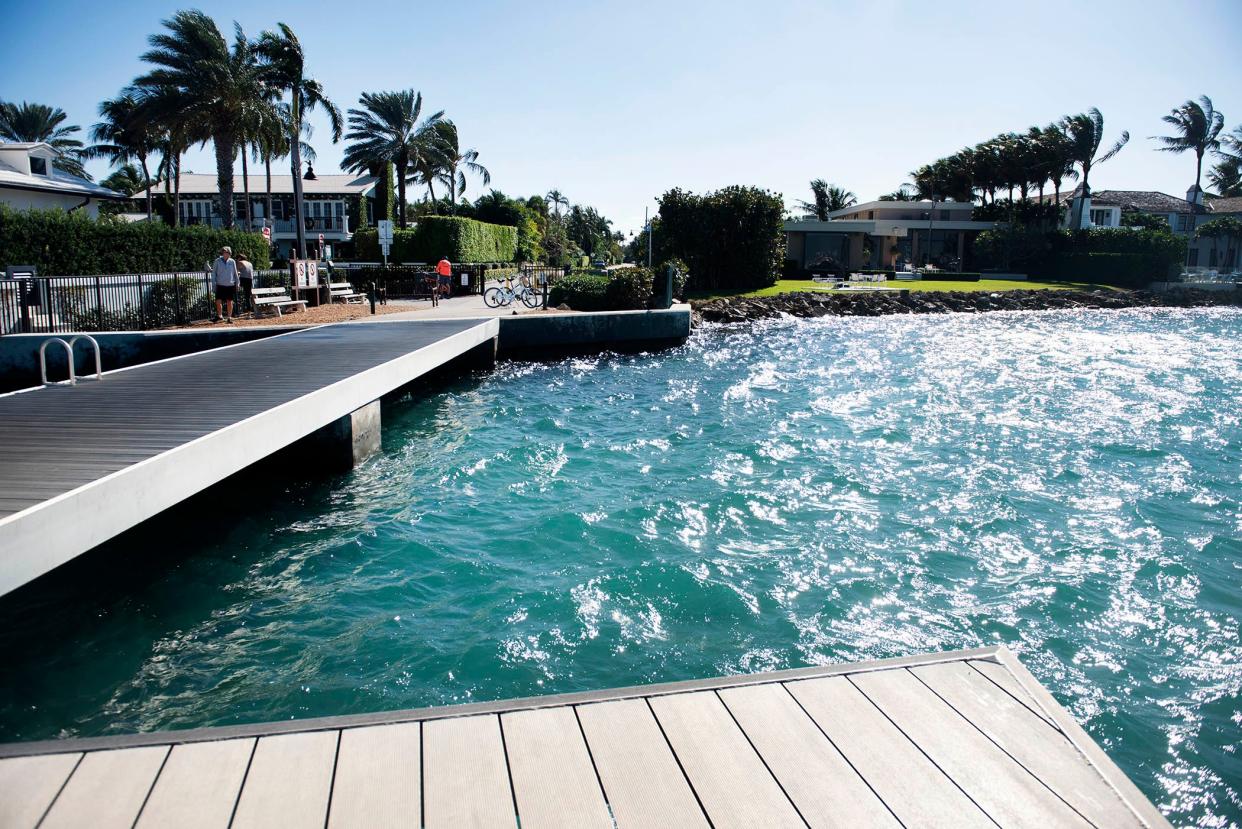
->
[307, 261, 319, 284]
[261, 226, 271, 241]
[377, 220, 394, 244]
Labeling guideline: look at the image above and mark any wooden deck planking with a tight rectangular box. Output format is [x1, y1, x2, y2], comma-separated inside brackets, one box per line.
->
[970, 658, 1058, 726]
[421, 714, 515, 829]
[576, 698, 710, 829]
[718, 682, 900, 828]
[0, 752, 81, 829]
[786, 675, 995, 828]
[850, 668, 1092, 827]
[0, 647, 1171, 829]
[326, 723, 421, 829]
[649, 690, 806, 829]
[133, 737, 254, 829]
[913, 661, 1140, 827]
[501, 706, 612, 829]
[39, 745, 168, 829]
[229, 731, 339, 829]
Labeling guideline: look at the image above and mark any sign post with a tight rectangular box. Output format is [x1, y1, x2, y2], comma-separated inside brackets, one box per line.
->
[377, 220, 393, 268]
[318, 232, 325, 261]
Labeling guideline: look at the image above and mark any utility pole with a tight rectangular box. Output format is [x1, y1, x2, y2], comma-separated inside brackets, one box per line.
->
[647, 207, 653, 269]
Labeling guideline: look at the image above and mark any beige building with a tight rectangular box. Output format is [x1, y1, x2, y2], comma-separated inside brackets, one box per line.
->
[0, 142, 124, 217]
[784, 200, 1000, 272]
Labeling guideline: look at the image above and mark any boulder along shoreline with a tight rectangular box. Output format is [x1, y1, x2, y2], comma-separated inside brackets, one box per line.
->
[691, 288, 1242, 325]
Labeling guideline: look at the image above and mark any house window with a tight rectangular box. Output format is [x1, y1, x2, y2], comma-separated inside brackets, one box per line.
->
[1188, 249, 1199, 266]
[29, 157, 48, 176]
[1090, 209, 1111, 227]
[1176, 214, 1191, 232]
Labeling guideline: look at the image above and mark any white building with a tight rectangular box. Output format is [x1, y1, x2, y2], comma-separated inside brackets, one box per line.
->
[785, 200, 1000, 271]
[0, 142, 124, 217]
[136, 169, 377, 258]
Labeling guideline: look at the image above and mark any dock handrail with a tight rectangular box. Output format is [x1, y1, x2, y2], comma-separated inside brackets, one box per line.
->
[68, 334, 103, 381]
[39, 338, 75, 386]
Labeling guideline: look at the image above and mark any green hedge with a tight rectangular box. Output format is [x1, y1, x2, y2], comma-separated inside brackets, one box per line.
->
[548, 268, 654, 311]
[0, 207, 271, 275]
[354, 216, 517, 263]
[658, 186, 784, 291]
[918, 272, 980, 281]
[975, 226, 1184, 287]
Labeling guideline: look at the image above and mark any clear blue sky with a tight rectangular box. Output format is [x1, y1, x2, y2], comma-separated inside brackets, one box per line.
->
[5, 0, 1241, 234]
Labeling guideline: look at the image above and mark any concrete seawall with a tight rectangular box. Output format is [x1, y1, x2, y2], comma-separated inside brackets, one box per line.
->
[0, 308, 692, 392]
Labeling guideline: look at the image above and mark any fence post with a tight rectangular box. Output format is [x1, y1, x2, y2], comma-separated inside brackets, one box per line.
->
[137, 273, 146, 330]
[94, 275, 104, 330]
[18, 279, 32, 334]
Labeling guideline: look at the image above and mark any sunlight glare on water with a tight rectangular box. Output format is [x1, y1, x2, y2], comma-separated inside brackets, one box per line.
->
[0, 307, 1239, 825]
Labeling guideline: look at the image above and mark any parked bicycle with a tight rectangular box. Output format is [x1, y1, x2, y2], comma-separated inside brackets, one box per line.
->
[484, 276, 541, 309]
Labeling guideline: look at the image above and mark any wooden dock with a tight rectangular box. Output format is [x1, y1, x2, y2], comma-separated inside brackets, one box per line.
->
[0, 646, 1169, 828]
[0, 319, 498, 597]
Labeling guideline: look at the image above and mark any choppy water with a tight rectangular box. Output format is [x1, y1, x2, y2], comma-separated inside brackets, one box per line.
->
[1, 308, 1240, 825]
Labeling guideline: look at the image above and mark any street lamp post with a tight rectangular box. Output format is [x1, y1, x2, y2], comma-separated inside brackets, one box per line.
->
[645, 206, 653, 268]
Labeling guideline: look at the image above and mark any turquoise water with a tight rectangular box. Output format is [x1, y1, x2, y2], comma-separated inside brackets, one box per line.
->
[1, 308, 1240, 825]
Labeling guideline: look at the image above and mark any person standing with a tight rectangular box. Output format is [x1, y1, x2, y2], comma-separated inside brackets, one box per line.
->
[212, 246, 239, 323]
[236, 252, 255, 314]
[436, 255, 452, 298]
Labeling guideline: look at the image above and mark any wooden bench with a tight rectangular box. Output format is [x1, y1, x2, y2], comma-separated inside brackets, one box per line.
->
[252, 287, 307, 317]
[328, 281, 366, 304]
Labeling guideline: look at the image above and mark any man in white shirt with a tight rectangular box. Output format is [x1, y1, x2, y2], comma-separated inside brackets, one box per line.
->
[212, 246, 239, 323]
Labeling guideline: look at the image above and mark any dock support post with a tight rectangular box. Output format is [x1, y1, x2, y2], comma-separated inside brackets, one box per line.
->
[305, 399, 381, 471]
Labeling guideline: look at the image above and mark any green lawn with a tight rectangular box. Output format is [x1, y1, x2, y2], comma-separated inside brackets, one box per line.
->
[688, 278, 1122, 300]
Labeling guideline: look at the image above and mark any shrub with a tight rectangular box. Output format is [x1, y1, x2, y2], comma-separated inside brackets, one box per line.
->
[974, 224, 1184, 286]
[658, 186, 784, 291]
[548, 273, 610, 310]
[0, 207, 270, 275]
[919, 272, 980, 281]
[354, 216, 517, 263]
[548, 268, 655, 311]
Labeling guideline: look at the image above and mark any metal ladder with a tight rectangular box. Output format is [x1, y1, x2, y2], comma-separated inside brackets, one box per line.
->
[39, 334, 103, 386]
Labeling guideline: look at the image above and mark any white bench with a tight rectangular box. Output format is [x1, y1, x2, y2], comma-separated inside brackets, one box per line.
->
[328, 281, 365, 304]
[252, 287, 307, 317]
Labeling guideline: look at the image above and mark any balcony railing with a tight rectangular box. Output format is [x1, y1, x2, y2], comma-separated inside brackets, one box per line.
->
[177, 216, 350, 235]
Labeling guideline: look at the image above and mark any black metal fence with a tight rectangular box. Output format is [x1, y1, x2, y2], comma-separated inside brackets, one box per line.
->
[0, 270, 290, 334]
[0, 264, 568, 334]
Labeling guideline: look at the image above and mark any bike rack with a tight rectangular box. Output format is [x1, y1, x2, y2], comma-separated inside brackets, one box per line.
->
[39, 338, 75, 386]
[68, 334, 103, 381]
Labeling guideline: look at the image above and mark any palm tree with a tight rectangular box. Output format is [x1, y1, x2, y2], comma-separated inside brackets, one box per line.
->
[1038, 123, 1078, 206]
[878, 185, 917, 202]
[1151, 95, 1225, 203]
[254, 103, 315, 229]
[1208, 157, 1242, 197]
[796, 179, 855, 219]
[341, 90, 443, 229]
[0, 100, 89, 178]
[431, 121, 489, 211]
[546, 189, 569, 216]
[1061, 108, 1129, 230]
[135, 12, 269, 228]
[87, 91, 159, 219]
[256, 22, 342, 257]
[100, 163, 147, 195]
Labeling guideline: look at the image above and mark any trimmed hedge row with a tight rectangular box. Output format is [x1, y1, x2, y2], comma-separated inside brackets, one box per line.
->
[658, 186, 784, 291]
[1041, 253, 1148, 283]
[354, 216, 517, 263]
[918, 272, 981, 281]
[975, 226, 1185, 287]
[548, 268, 655, 311]
[0, 207, 271, 275]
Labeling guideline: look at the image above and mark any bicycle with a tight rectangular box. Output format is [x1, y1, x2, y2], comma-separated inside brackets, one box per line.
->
[484, 276, 541, 309]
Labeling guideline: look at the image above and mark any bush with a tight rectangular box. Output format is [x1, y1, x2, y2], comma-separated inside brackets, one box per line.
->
[354, 216, 517, 263]
[658, 186, 784, 291]
[974, 224, 1184, 286]
[548, 268, 655, 311]
[548, 273, 610, 310]
[0, 207, 271, 275]
[920, 272, 980, 281]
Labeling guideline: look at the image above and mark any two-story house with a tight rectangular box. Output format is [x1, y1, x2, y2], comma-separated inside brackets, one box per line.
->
[784, 200, 1001, 272]
[137, 168, 378, 258]
[0, 142, 124, 216]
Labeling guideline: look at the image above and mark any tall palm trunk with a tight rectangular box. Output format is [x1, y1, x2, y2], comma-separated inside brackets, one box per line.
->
[140, 153, 153, 221]
[264, 155, 273, 228]
[173, 152, 181, 227]
[241, 147, 251, 230]
[214, 134, 237, 228]
[396, 154, 409, 228]
[1075, 166, 1091, 231]
[290, 94, 307, 259]
[426, 178, 437, 214]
